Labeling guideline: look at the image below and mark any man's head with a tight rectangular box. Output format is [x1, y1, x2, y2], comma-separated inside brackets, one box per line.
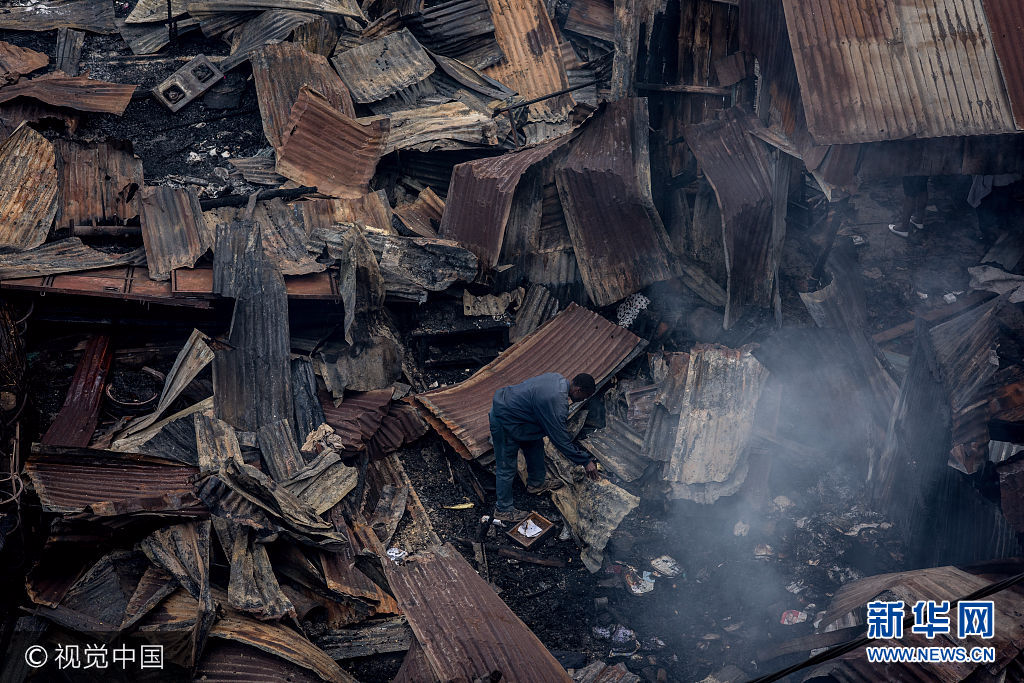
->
[568, 373, 596, 402]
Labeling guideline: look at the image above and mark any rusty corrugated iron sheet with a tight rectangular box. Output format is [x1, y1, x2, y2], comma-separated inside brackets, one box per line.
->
[276, 86, 389, 199]
[0, 0, 117, 33]
[195, 642, 322, 683]
[250, 42, 354, 151]
[331, 29, 435, 104]
[438, 134, 572, 269]
[982, 0, 1024, 129]
[55, 140, 143, 229]
[296, 192, 394, 234]
[24, 446, 205, 516]
[368, 401, 429, 456]
[403, 0, 503, 70]
[0, 40, 49, 79]
[41, 334, 112, 448]
[139, 185, 211, 281]
[186, 0, 362, 18]
[321, 389, 393, 453]
[228, 156, 284, 186]
[0, 123, 58, 251]
[782, 0, 1020, 144]
[0, 239, 145, 280]
[0, 73, 136, 114]
[394, 186, 443, 238]
[484, 0, 573, 120]
[417, 302, 645, 458]
[580, 414, 648, 481]
[684, 107, 776, 327]
[385, 543, 571, 682]
[565, 0, 613, 43]
[556, 98, 677, 307]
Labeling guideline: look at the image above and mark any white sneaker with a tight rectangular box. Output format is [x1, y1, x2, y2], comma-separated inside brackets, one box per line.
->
[888, 224, 909, 238]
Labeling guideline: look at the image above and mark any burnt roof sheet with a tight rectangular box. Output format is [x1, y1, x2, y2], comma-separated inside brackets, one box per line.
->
[187, 0, 362, 18]
[55, 140, 143, 229]
[0, 73, 136, 114]
[139, 185, 211, 281]
[684, 108, 776, 325]
[125, 0, 188, 23]
[403, 0, 503, 70]
[276, 86, 389, 199]
[782, 0, 1020, 144]
[982, 0, 1024, 129]
[40, 334, 112, 448]
[0, 41, 49, 79]
[386, 543, 571, 682]
[0, 124, 59, 252]
[321, 389, 393, 452]
[438, 134, 572, 269]
[196, 642, 322, 683]
[417, 302, 645, 458]
[565, 0, 613, 42]
[228, 157, 285, 186]
[251, 42, 355, 151]
[0, 0, 117, 33]
[331, 29, 435, 104]
[556, 98, 677, 307]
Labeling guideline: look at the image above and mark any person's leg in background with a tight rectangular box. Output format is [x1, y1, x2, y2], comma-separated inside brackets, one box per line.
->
[890, 175, 928, 237]
[490, 411, 519, 513]
[521, 439, 547, 490]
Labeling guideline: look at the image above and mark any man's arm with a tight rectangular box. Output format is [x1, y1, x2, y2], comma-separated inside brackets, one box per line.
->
[540, 394, 592, 466]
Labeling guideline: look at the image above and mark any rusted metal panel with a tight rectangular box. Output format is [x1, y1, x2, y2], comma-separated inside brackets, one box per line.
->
[315, 616, 413, 660]
[580, 414, 648, 481]
[321, 389, 393, 453]
[24, 445, 205, 516]
[223, 9, 327, 70]
[782, 0, 1019, 144]
[0, 73, 136, 114]
[0, 0, 117, 33]
[331, 29, 435, 103]
[556, 98, 677, 307]
[565, 0, 614, 42]
[276, 86, 389, 199]
[139, 185, 211, 281]
[0, 239, 145, 281]
[251, 42, 354, 151]
[439, 134, 572, 269]
[368, 402, 430, 456]
[403, 0, 503, 69]
[229, 156, 285, 186]
[0, 123, 58, 251]
[684, 108, 775, 326]
[381, 101, 507, 155]
[251, 198, 325, 276]
[196, 642, 322, 683]
[386, 543, 571, 682]
[394, 186, 443, 238]
[41, 334, 112, 448]
[982, 0, 1024, 129]
[664, 344, 769, 504]
[55, 140, 143, 229]
[484, 0, 573, 121]
[0, 40, 48, 80]
[417, 302, 645, 458]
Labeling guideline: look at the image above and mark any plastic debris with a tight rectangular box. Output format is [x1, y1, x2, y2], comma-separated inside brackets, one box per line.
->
[611, 625, 635, 644]
[650, 555, 681, 578]
[780, 610, 808, 625]
[386, 547, 408, 564]
[517, 518, 544, 538]
[625, 568, 656, 595]
[443, 502, 475, 510]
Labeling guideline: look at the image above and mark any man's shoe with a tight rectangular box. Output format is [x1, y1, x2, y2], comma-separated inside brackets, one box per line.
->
[909, 215, 925, 230]
[493, 507, 526, 523]
[526, 480, 564, 495]
[888, 224, 909, 238]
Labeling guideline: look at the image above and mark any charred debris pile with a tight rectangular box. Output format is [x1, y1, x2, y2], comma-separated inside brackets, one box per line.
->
[1, 0, 1024, 681]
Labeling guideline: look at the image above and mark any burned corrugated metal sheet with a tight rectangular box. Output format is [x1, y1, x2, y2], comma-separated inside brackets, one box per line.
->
[364, 232, 479, 296]
[214, 520, 296, 620]
[781, 0, 1020, 144]
[211, 609, 356, 682]
[664, 344, 769, 504]
[139, 185, 211, 281]
[684, 108, 776, 326]
[403, 0, 503, 69]
[282, 450, 358, 514]
[580, 414, 648, 481]
[982, 0, 1024, 129]
[125, 0, 187, 23]
[276, 86, 389, 199]
[251, 198, 325, 276]
[41, 334, 111, 448]
[556, 98, 677, 307]
[122, 564, 178, 629]
[386, 543, 572, 682]
[229, 156, 285, 186]
[250, 42, 354, 151]
[565, 0, 613, 42]
[315, 616, 413, 659]
[187, 0, 362, 18]
[321, 389, 393, 453]
[24, 445, 205, 516]
[368, 401, 429, 455]
[257, 419, 304, 481]
[417, 302, 645, 458]
[0, 0, 117, 33]
[296, 192, 394, 234]
[381, 101, 506, 154]
[331, 29, 435, 104]
[0, 238, 144, 280]
[438, 133, 572, 269]
[213, 221, 293, 432]
[0, 123, 58, 251]
[55, 139, 143, 229]
[0, 41, 48, 80]
[292, 358, 325, 445]
[394, 186, 443, 238]
[224, 10, 325, 70]
[484, 0, 572, 121]
[196, 641, 322, 683]
[0, 73, 136, 114]
[509, 283, 558, 343]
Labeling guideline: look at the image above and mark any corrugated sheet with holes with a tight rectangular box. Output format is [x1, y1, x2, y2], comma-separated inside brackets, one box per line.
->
[416, 303, 645, 458]
[138, 185, 210, 281]
[330, 29, 434, 103]
[782, 0, 1020, 144]
[55, 140, 143, 229]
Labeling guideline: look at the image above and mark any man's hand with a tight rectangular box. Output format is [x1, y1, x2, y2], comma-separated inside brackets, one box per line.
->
[584, 460, 599, 481]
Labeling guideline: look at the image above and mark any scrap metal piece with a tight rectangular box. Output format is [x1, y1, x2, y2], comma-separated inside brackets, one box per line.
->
[0, 123, 58, 251]
[394, 186, 443, 238]
[41, 334, 112, 448]
[331, 29, 435, 104]
[367, 483, 409, 548]
[126, 0, 188, 22]
[580, 414, 648, 482]
[417, 302, 645, 459]
[214, 520, 296, 621]
[282, 449, 358, 515]
[54, 28, 84, 76]
[151, 54, 223, 112]
[379, 100, 507, 155]
[228, 156, 285, 186]
[139, 185, 211, 281]
[186, 0, 363, 18]
[296, 192, 395, 234]
[509, 283, 558, 343]
[386, 543, 572, 682]
[314, 617, 413, 660]
[276, 86, 389, 199]
[195, 642, 322, 683]
[55, 139, 143, 229]
[0, 72, 136, 114]
[403, 0, 503, 70]
[0, 40, 49, 81]
[0, 0, 117, 34]
[0, 238, 143, 280]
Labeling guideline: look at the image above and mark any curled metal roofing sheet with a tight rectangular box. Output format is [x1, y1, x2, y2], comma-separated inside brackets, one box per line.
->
[0, 0, 117, 33]
[982, 0, 1024, 128]
[381, 101, 506, 155]
[0, 73, 136, 114]
[331, 29, 435, 104]
[139, 185, 211, 281]
[385, 543, 571, 682]
[40, 334, 112, 448]
[187, 0, 362, 18]
[417, 302, 645, 458]
[321, 389, 393, 453]
[251, 42, 355, 151]
[125, 0, 188, 23]
[403, 0, 503, 70]
[0, 41, 49, 79]
[555, 98, 677, 307]
[276, 86, 389, 199]
[0, 123, 58, 251]
[782, 0, 1020, 144]
[55, 139, 143, 229]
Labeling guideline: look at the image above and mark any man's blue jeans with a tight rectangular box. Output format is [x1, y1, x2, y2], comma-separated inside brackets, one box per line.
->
[489, 410, 547, 512]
